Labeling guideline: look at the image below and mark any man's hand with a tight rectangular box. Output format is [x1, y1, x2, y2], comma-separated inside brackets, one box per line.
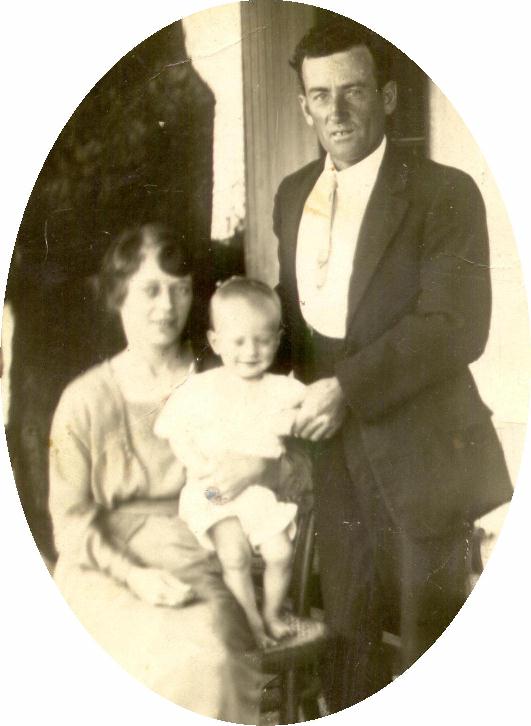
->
[196, 453, 279, 504]
[294, 377, 346, 441]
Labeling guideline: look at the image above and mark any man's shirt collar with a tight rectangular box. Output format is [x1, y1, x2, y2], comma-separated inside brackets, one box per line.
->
[325, 135, 387, 189]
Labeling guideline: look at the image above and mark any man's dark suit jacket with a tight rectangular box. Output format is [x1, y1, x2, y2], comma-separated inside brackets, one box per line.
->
[274, 142, 512, 540]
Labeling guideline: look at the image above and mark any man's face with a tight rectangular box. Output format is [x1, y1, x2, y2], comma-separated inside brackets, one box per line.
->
[299, 45, 397, 170]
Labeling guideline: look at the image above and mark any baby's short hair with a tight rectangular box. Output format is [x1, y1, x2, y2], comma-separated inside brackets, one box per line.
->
[210, 276, 282, 330]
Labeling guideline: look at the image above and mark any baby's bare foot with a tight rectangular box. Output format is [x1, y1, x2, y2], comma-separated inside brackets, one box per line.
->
[251, 624, 277, 649]
[264, 615, 296, 641]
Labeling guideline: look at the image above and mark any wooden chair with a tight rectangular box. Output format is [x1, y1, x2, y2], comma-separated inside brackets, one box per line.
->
[258, 505, 331, 723]
[256, 455, 490, 723]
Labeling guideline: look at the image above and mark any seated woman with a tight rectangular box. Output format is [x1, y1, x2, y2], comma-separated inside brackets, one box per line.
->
[48, 223, 267, 722]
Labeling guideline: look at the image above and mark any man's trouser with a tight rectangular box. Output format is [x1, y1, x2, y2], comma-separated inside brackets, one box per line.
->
[307, 330, 471, 711]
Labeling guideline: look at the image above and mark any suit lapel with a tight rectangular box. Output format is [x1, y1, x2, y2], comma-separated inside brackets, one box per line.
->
[346, 146, 410, 331]
[284, 159, 324, 287]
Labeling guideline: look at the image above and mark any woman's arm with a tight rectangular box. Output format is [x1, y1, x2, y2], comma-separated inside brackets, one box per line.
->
[49, 386, 192, 606]
[49, 389, 133, 583]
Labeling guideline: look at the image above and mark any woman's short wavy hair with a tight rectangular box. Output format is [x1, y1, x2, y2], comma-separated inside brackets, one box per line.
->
[101, 223, 195, 312]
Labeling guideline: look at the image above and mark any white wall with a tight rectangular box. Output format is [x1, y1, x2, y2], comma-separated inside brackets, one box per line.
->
[1, 302, 13, 425]
[428, 82, 530, 532]
[183, 4, 246, 241]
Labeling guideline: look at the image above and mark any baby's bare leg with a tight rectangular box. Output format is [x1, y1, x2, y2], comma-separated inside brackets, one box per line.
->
[209, 517, 274, 648]
[260, 529, 295, 640]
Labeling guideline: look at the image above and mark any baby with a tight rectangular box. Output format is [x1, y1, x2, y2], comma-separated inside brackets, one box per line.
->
[155, 277, 305, 647]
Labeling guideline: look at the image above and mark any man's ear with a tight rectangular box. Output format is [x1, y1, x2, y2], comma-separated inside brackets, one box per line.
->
[206, 329, 219, 354]
[298, 94, 314, 127]
[381, 80, 398, 116]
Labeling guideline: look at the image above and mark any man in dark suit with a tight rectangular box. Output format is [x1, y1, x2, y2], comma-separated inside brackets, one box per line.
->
[273, 21, 512, 711]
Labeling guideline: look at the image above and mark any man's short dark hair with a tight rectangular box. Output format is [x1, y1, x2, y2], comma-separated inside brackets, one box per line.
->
[290, 20, 393, 91]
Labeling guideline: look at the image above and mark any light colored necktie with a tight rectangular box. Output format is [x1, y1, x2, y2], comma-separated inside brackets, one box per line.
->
[315, 168, 338, 288]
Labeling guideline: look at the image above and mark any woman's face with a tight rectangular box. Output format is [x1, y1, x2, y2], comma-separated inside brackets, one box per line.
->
[119, 249, 193, 351]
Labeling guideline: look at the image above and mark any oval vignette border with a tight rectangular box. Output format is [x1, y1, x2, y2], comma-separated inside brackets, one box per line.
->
[1, 2, 530, 725]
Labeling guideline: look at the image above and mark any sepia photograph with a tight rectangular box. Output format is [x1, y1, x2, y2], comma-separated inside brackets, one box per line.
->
[1, 1, 530, 724]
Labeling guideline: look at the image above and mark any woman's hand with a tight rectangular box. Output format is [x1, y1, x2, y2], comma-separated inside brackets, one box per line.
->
[196, 454, 279, 504]
[126, 565, 194, 607]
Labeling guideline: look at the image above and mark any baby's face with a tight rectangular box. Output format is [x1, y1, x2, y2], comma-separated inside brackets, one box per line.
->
[208, 300, 281, 380]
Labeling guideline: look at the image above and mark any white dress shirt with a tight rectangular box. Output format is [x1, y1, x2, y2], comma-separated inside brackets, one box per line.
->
[296, 136, 387, 339]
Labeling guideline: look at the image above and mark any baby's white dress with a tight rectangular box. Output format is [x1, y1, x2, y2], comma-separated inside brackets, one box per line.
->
[155, 367, 305, 550]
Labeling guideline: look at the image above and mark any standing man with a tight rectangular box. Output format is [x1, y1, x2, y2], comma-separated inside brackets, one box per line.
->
[273, 21, 512, 711]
